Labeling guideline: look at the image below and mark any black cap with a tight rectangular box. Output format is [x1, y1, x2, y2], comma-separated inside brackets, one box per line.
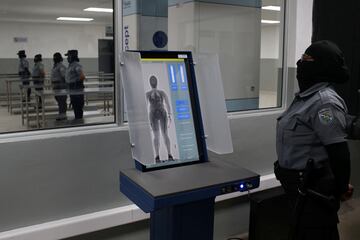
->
[17, 50, 26, 56]
[34, 54, 42, 59]
[65, 49, 78, 56]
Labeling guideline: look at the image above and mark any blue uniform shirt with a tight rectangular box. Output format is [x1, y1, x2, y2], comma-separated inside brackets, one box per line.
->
[277, 82, 348, 170]
[32, 62, 45, 79]
[18, 58, 30, 79]
[65, 62, 83, 84]
[51, 62, 67, 89]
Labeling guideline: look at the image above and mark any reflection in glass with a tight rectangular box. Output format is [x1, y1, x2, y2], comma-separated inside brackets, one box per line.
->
[123, 0, 285, 113]
[0, 0, 115, 133]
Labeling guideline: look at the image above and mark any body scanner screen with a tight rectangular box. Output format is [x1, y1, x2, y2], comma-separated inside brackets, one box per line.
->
[141, 57, 199, 165]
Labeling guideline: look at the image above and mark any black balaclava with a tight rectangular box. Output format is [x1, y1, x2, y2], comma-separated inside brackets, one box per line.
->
[150, 76, 158, 88]
[53, 52, 63, 66]
[296, 40, 350, 92]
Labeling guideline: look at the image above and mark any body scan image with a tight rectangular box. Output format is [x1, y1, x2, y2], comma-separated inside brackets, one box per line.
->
[146, 75, 174, 163]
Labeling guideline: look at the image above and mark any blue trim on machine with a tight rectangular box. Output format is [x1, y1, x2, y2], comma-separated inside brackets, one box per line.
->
[187, 52, 208, 163]
[120, 171, 260, 213]
[153, 176, 260, 210]
[120, 172, 155, 212]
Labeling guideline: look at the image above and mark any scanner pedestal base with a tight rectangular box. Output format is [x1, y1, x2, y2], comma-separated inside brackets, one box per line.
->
[150, 197, 215, 240]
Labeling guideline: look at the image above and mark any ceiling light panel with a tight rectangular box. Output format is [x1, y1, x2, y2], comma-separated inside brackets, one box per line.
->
[262, 6, 281, 11]
[84, 7, 113, 13]
[57, 17, 94, 21]
[261, 20, 280, 24]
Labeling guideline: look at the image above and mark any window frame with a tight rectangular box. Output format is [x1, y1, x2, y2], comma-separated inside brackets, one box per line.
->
[118, 0, 289, 123]
[0, 0, 290, 142]
[0, 0, 123, 142]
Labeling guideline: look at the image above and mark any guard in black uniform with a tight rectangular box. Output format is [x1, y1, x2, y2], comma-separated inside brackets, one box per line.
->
[17, 50, 31, 100]
[65, 50, 85, 120]
[275, 41, 354, 240]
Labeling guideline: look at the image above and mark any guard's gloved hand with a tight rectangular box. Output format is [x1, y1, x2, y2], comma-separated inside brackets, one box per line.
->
[325, 142, 351, 197]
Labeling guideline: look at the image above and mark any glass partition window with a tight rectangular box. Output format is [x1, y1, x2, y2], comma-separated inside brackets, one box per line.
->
[122, 0, 285, 112]
[0, 0, 115, 133]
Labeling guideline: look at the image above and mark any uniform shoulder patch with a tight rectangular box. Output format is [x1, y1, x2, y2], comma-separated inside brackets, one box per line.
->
[318, 108, 334, 125]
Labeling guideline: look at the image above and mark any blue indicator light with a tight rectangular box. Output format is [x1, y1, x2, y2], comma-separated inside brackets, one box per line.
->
[181, 85, 188, 90]
[171, 85, 178, 91]
[176, 100, 189, 106]
[179, 64, 186, 83]
[169, 65, 176, 84]
[176, 107, 189, 113]
[240, 184, 244, 189]
[177, 114, 191, 120]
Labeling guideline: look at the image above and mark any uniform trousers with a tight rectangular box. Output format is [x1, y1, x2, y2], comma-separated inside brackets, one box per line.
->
[53, 84, 67, 115]
[33, 78, 43, 105]
[55, 95, 67, 115]
[69, 82, 84, 119]
[22, 79, 31, 99]
[275, 162, 340, 240]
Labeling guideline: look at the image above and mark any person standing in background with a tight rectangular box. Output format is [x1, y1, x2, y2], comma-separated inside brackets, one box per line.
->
[51, 52, 67, 121]
[32, 54, 45, 108]
[65, 50, 85, 120]
[17, 50, 31, 101]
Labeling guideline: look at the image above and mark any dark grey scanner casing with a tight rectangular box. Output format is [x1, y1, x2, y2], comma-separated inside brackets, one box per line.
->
[119, 51, 260, 240]
[120, 160, 259, 240]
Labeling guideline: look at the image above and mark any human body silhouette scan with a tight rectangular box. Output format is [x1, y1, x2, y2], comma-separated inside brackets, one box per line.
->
[146, 76, 174, 163]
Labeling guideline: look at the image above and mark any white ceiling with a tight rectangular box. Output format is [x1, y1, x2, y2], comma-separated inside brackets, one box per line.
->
[0, 0, 113, 24]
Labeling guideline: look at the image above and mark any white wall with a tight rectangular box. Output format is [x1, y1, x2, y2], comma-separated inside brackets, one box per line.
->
[123, 14, 168, 51]
[168, 2, 261, 100]
[123, 14, 140, 50]
[285, 0, 313, 98]
[287, 0, 313, 68]
[295, 0, 314, 63]
[259, 25, 281, 96]
[0, 21, 111, 59]
[261, 25, 280, 59]
[139, 16, 168, 50]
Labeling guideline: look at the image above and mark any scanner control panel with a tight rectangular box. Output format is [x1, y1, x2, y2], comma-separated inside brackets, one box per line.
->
[220, 178, 259, 194]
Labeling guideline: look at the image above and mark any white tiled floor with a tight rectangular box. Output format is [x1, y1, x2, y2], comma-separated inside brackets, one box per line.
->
[259, 90, 278, 109]
[0, 103, 27, 132]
